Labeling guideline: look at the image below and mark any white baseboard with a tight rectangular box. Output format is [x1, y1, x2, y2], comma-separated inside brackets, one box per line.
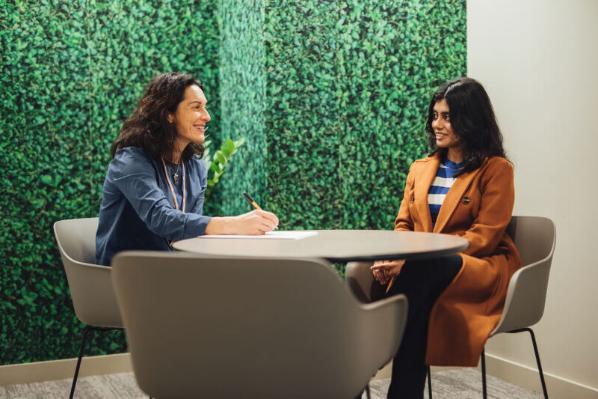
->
[0, 353, 132, 386]
[485, 353, 598, 399]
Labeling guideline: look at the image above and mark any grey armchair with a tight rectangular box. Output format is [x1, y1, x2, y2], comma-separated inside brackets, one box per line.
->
[111, 251, 409, 399]
[345, 216, 556, 399]
[53, 217, 123, 399]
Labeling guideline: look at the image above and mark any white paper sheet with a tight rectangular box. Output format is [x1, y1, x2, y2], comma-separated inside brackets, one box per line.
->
[200, 231, 318, 240]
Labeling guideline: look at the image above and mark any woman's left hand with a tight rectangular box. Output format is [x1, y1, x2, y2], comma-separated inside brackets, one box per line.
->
[370, 259, 406, 285]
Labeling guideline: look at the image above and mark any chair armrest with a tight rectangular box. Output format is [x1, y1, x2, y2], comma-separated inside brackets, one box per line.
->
[359, 294, 409, 368]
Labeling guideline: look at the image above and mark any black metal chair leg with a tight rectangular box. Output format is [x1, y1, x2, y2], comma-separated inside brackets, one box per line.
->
[481, 347, 487, 399]
[525, 328, 549, 399]
[70, 326, 92, 399]
[427, 366, 433, 399]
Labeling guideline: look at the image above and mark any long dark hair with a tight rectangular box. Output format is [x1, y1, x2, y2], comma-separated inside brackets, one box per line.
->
[111, 72, 204, 161]
[426, 77, 506, 174]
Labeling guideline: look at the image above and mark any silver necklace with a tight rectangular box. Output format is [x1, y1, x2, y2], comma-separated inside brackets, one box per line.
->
[172, 162, 181, 184]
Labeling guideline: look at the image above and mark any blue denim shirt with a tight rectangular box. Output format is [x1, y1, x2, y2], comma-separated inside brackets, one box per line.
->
[95, 147, 211, 265]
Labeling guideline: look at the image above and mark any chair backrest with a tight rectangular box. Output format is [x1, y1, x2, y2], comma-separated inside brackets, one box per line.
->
[112, 251, 408, 399]
[493, 216, 556, 334]
[53, 218, 122, 328]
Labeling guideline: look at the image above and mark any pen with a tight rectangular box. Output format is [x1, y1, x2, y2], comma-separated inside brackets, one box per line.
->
[243, 192, 262, 210]
[386, 277, 396, 294]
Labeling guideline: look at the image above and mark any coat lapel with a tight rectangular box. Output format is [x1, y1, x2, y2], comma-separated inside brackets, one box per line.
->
[414, 156, 439, 233]
[433, 166, 481, 233]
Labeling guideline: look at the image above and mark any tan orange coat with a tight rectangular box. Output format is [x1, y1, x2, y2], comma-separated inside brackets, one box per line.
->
[395, 153, 521, 366]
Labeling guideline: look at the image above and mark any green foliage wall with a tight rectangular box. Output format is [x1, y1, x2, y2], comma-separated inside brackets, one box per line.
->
[211, 0, 267, 214]
[0, 0, 465, 366]
[218, 0, 466, 230]
[0, 0, 220, 365]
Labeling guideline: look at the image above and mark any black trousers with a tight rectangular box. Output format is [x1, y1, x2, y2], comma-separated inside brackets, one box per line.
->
[383, 255, 463, 399]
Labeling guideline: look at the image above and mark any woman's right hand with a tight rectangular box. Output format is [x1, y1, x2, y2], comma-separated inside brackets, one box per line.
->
[205, 210, 279, 235]
[231, 209, 279, 235]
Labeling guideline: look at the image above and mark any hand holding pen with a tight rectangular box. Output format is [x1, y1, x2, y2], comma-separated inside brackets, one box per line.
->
[237, 192, 279, 234]
[204, 193, 279, 235]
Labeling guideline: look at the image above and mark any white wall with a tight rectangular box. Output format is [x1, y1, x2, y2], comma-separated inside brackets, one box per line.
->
[468, 0, 598, 396]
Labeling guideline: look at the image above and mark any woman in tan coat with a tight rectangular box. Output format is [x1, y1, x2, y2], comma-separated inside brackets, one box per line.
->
[372, 77, 521, 398]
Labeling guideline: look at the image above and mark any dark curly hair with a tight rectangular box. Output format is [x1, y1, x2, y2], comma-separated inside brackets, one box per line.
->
[111, 72, 205, 161]
[426, 77, 506, 175]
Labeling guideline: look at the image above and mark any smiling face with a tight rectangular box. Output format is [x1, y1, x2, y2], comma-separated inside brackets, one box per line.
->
[169, 84, 211, 150]
[431, 99, 460, 151]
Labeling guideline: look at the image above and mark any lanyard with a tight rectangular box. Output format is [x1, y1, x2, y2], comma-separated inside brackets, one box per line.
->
[161, 158, 186, 212]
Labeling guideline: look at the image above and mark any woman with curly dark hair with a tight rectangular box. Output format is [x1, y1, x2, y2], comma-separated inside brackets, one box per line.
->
[96, 72, 278, 265]
[371, 77, 521, 398]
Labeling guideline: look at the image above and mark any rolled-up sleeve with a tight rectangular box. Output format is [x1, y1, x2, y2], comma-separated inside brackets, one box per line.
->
[109, 149, 211, 241]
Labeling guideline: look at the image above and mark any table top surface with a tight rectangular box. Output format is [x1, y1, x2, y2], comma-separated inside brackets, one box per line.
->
[172, 230, 468, 262]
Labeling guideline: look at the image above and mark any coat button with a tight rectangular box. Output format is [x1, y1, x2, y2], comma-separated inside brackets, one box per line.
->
[462, 196, 471, 204]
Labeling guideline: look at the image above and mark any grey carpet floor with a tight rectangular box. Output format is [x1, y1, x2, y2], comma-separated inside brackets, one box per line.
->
[0, 368, 541, 398]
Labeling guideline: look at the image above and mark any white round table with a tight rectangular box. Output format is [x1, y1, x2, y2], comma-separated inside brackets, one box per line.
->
[172, 230, 468, 262]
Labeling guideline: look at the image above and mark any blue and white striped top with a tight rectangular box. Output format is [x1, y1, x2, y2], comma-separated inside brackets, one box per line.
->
[428, 158, 464, 226]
